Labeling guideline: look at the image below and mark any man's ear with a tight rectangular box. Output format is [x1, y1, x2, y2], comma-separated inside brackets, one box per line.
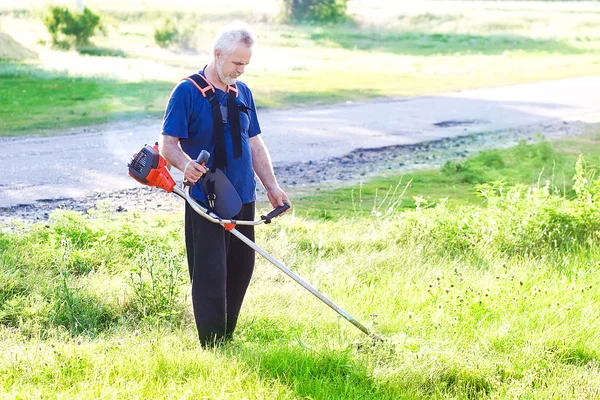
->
[214, 49, 221, 60]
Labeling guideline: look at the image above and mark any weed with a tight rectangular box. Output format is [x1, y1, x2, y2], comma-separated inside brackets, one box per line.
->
[126, 248, 186, 325]
[49, 239, 117, 335]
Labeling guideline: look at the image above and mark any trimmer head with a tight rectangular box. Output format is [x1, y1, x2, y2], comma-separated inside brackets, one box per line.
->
[128, 144, 176, 192]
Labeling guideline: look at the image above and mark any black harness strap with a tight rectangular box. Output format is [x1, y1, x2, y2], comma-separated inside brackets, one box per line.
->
[183, 73, 242, 170]
[227, 85, 242, 161]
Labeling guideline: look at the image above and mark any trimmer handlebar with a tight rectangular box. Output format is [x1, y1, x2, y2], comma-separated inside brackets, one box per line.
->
[179, 184, 289, 227]
[262, 203, 291, 223]
[197, 150, 210, 165]
[183, 150, 211, 187]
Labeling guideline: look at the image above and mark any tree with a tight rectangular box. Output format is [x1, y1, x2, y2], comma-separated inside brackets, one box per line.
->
[43, 6, 101, 48]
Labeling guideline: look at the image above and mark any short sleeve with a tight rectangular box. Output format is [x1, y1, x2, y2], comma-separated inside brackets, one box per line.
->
[236, 82, 261, 138]
[161, 81, 193, 139]
[247, 91, 261, 138]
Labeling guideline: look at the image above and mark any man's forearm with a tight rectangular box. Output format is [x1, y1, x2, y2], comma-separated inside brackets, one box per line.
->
[159, 134, 191, 172]
[250, 135, 278, 191]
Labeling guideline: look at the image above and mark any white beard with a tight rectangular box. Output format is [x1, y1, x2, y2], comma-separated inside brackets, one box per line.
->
[216, 58, 239, 86]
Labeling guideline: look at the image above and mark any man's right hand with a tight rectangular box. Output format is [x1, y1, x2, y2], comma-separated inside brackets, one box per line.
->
[183, 160, 208, 183]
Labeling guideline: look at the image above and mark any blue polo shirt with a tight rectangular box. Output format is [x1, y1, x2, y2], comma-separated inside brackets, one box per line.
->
[161, 72, 261, 204]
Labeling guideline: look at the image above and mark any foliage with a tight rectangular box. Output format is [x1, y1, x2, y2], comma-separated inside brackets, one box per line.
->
[0, 211, 185, 337]
[153, 18, 195, 50]
[153, 18, 178, 48]
[42, 6, 102, 49]
[281, 0, 349, 24]
[386, 156, 600, 257]
[76, 46, 126, 57]
[5, 2, 600, 135]
[298, 138, 588, 220]
[0, 66, 174, 137]
[126, 248, 186, 325]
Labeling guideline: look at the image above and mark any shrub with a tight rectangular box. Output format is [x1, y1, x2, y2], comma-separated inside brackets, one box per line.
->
[281, 0, 349, 24]
[441, 150, 506, 184]
[154, 18, 179, 48]
[43, 6, 101, 49]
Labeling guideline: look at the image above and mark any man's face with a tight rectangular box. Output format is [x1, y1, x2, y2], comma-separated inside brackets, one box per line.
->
[215, 44, 252, 86]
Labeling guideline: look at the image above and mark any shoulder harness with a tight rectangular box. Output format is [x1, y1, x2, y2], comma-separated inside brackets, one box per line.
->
[183, 73, 242, 170]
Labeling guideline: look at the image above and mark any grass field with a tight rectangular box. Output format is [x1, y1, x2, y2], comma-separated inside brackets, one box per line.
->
[1, 0, 600, 135]
[1, 132, 599, 399]
[1, 1, 600, 398]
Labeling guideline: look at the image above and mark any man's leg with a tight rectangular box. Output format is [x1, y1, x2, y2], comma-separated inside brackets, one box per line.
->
[225, 202, 256, 337]
[184, 202, 230, 346]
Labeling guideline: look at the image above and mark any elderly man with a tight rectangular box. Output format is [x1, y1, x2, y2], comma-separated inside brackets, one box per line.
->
[159, 21, 290, 347]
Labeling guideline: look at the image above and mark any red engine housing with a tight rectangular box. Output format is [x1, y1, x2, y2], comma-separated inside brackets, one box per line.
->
[128, 144, 176, 193]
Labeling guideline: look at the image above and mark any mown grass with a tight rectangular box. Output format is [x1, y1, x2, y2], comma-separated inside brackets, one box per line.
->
[1, 1, 600, 135]
[0, 66, 172, 135]
[1, 135, 600, 398]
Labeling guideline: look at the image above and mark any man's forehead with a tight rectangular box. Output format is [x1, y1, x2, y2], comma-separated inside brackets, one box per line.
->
[228, 46, 252, 63]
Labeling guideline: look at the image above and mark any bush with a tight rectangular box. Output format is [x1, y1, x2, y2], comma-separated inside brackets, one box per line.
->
[154, 18, 179, 48]
[441, 150, 506, 184]
[43, 6, 101, 49]
[51, 272, 118, 335]
[281, 0, 348, 24]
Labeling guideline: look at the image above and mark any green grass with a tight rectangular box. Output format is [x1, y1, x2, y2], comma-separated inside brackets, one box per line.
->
[0, 66, 172, 135]
[1, 0, 600, 135]
[1, 133, 600, 399]
[294, 133, 600, 219]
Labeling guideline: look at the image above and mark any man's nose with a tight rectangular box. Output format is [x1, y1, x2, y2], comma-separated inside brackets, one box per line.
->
[237, 65, 245, 74]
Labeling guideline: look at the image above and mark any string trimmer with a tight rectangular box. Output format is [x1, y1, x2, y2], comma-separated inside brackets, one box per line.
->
[128, 143, 378, 338]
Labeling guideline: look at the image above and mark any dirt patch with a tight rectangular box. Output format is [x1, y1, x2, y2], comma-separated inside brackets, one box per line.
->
[0, 32, 38, 60]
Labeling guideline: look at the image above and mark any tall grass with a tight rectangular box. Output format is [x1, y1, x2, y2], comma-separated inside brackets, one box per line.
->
[1, 143, 599, 398]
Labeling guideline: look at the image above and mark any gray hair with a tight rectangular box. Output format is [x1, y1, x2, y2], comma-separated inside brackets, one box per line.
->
[212, 21, 256, 56]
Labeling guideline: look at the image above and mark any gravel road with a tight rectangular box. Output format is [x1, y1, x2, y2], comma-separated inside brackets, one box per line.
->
[1, 76, 599, 222]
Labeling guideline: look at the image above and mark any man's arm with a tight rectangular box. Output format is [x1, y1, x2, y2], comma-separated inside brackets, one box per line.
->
[250, 135, 290, 208]
[158, 134, 207, 183]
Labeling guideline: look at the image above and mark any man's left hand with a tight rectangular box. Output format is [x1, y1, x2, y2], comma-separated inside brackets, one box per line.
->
[267, 185, 291, 212]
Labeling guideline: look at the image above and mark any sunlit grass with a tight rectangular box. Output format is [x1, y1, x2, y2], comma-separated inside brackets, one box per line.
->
[1, 132, 600, 398]
[292, 130, 600, 219]
[1, 1, 600, 135]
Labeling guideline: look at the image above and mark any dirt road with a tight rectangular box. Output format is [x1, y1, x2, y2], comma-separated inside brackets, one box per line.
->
[1, 76, 599, 214]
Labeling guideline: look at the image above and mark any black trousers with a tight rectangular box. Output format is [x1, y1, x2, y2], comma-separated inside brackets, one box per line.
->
[184, 201, 256, 347]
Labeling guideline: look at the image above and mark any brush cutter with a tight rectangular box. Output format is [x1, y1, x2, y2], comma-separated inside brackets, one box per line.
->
[128, 143, 377, 338]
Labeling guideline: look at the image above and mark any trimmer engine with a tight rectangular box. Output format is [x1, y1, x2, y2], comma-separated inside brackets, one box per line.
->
[128, 143, 176, 192]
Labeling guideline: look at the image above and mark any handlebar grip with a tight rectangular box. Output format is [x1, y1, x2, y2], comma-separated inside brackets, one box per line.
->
[261, 203, 291, 224]
[183, 150, 210, 186]
[197, 150, 210, 165]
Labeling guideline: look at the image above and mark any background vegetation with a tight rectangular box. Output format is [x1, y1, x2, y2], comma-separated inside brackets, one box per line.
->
[1, 0, 600, 135]
[281, 0, 349, 23]
[43, 6, 102, 49]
